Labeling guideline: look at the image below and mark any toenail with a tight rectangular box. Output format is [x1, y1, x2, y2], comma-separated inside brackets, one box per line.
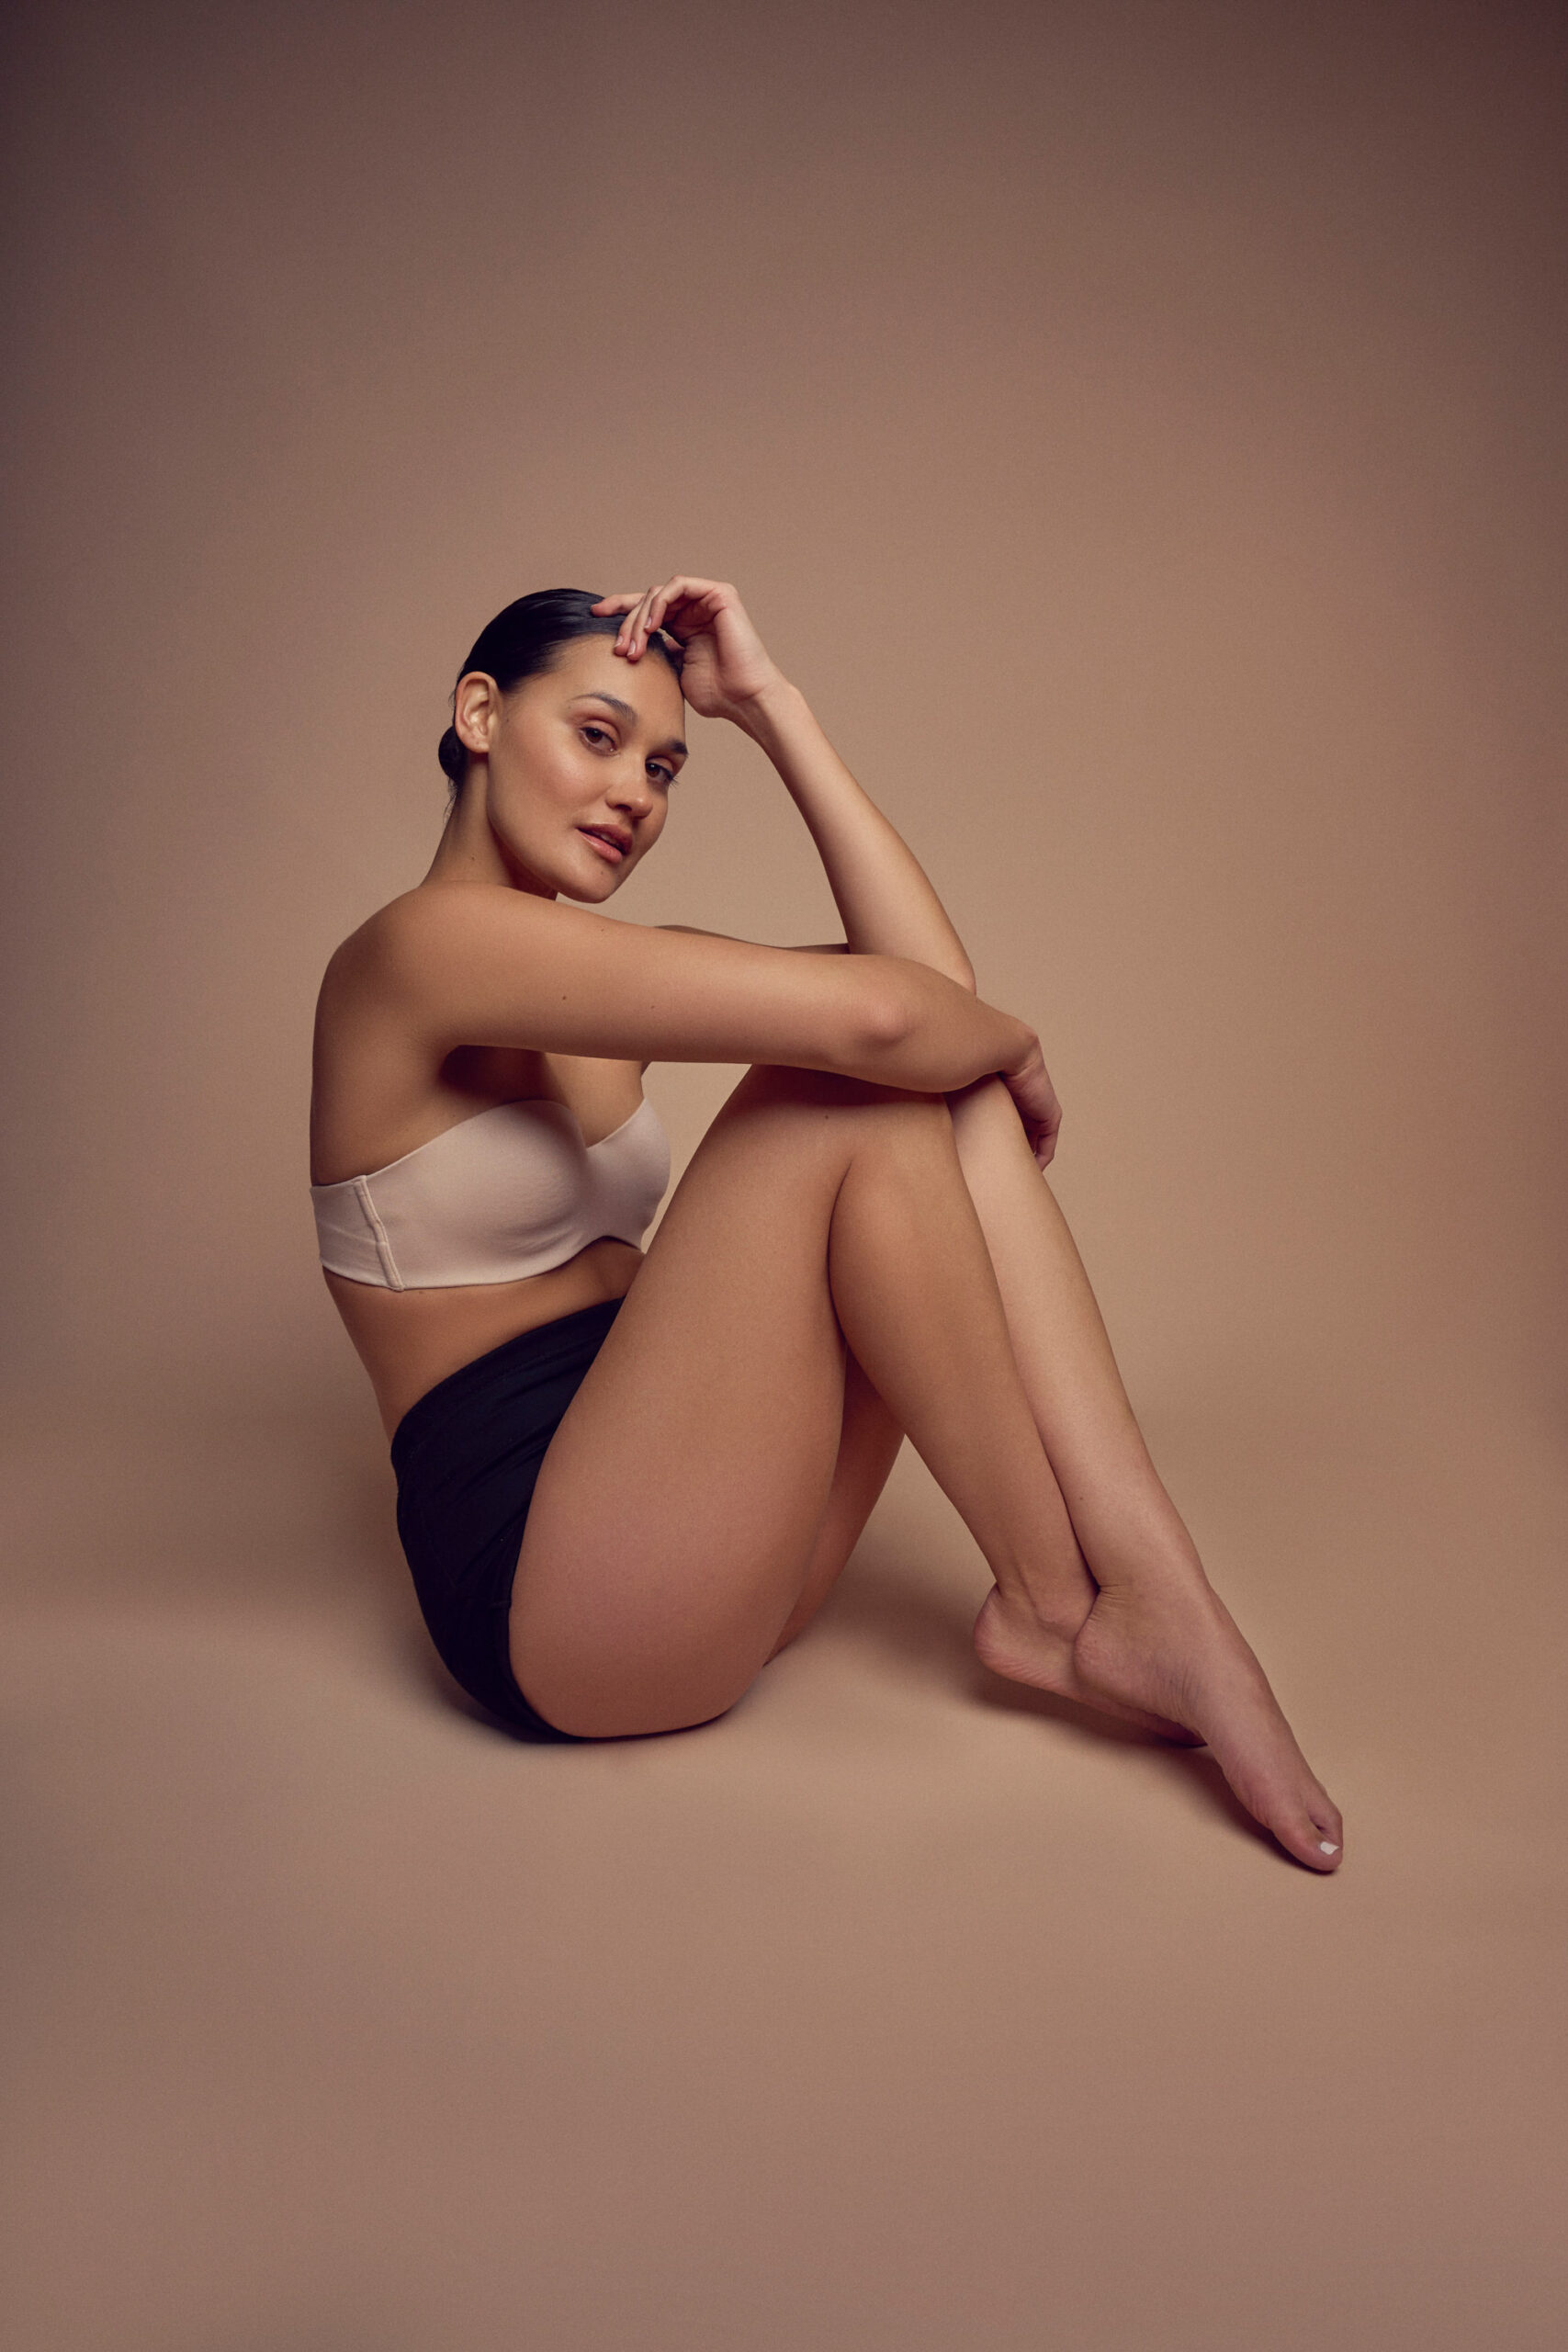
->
[1319, 1841, 1339, 1855]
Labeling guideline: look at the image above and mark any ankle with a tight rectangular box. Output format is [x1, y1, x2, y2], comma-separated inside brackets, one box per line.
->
[1077, 1504, 1208, 1599]
[995, 1550, 1096, 1637]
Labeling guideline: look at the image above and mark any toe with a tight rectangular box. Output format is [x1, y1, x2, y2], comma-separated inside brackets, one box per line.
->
[1288, 1799, 1343, 1871]
[1311, 1800, 1344, 1869]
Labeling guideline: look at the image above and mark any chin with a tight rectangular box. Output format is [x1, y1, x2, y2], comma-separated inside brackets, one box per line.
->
[559, 864, 625, 904]
[500, 835, 622, 900]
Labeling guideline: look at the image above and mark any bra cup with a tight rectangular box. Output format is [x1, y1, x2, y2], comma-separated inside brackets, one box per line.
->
[311, 1096, 671, 1290]
[383, 1102, 587, 1287]
[593, 1100, 671, 1234]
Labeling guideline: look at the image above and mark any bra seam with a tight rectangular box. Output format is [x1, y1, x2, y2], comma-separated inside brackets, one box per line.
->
[353, 1173, 405, 1289]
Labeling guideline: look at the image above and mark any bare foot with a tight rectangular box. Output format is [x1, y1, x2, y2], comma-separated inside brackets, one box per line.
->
[973, 1584, 1201, 1747]
[974, 1573, 1342, 1872]
[1071, 1575, 1344, 1871]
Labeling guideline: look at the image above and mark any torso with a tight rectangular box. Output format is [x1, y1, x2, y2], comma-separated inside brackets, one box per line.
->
[311, 914, 648, 1439]
[322, 1238, 644, 1440]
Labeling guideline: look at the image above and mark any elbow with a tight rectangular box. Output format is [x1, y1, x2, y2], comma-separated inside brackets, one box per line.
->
[841, 969, 919, 1067]
[832, 958, 972, 1077]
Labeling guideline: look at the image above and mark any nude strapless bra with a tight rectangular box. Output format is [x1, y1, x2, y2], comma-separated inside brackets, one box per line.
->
[310, 1096, 671, 1290]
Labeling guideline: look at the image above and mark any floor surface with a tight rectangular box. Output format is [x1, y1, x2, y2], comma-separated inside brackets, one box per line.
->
[3, 1358, 1562, 2350]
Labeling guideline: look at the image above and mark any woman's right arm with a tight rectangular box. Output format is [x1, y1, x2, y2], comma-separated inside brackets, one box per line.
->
[596, 579, 976, 991]
[352, 882, 1049, 1117]
[592, 577, 1060, 1162]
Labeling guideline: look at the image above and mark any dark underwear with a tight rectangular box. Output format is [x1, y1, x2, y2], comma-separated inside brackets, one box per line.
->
[389, 1295, 625, 1738]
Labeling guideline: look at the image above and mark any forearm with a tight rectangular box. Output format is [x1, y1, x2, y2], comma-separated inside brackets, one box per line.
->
[851, 959, 1034, 1096]
[736, 676, 976, 990]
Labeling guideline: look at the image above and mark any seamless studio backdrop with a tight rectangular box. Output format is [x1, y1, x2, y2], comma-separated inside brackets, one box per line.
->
[2, 5, 1564, 2348]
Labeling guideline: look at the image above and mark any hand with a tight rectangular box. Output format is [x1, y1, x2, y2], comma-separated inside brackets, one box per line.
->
[591, 577, 784, 724]
[1000, 1035, 1063, 1170]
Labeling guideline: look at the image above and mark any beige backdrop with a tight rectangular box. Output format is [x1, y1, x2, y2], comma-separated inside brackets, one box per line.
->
[3, 3, 1564, 2347]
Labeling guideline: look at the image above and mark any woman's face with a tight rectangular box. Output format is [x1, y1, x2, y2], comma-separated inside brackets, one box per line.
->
[457, 632, 688, 900]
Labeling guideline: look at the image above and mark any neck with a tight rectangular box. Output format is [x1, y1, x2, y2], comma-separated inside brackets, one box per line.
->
[423, 764, 555, 897]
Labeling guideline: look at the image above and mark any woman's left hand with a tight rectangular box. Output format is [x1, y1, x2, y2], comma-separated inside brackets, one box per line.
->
[592, 577, 783, 724]
[998, 1035, 1064, 1170]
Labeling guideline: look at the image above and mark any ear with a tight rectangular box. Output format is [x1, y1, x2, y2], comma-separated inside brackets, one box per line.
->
[453, 671, 502, 759]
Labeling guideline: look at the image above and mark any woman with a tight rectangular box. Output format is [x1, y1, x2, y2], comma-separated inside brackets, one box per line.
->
[310, 577, 1343, 1871]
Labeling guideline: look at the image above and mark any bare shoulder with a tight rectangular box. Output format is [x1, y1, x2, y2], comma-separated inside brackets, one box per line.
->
[324, 880, 531, 978]
[317, 883, 555, 1020]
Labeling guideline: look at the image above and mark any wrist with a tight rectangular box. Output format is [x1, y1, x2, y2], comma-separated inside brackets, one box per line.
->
[728, 670, 807, 746]
[999, 1023, 1042, 1079]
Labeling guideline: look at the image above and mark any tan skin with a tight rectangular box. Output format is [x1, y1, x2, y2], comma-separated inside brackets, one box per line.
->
[311, 577, 1344, 1871]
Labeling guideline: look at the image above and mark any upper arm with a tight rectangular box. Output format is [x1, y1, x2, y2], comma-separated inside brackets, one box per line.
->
[658, 923, 849, 956]
[660, 925, 974, 989]
[362, 886, 907, 1072]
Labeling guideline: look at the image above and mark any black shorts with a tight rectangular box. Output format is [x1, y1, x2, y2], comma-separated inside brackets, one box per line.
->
[389, 1296, 624, 1738]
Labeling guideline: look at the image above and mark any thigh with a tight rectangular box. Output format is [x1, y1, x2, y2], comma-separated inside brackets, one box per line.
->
[768, 1351, 903, 1658]
[510, 1067, 925, 1736]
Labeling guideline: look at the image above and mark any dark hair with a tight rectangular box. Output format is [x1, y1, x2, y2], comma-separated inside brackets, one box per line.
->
[437, 588, 683, 792]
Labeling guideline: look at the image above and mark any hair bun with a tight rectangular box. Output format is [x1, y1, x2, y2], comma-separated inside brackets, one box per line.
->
[437, 725, 467, 785]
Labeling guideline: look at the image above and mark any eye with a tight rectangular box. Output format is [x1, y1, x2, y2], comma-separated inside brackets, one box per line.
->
[581, 723, 615, 750]
[648, 760, 675, 786]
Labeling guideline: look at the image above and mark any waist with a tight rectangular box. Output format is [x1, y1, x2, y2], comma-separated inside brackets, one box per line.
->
[326, 1238, 642, 1439]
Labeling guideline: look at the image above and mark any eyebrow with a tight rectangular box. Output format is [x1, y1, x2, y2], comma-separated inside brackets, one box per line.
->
[574, 691, 687, 760]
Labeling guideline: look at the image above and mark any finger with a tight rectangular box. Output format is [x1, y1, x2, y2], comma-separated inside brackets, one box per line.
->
[631, 579, 682, 656]
[646, 577, 728, 641]
[591, 594, 642, 616]
[643, 581, 680, 643]
[626, 575, 735, 657]
[637, 576, 710, 658]
[617, 588, 660, 659]
[641, 578, 702, 648]
[648, 571, 704, 619]
[625, 590, 657, 654]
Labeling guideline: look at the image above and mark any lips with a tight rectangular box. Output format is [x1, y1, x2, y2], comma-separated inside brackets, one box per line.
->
[579, 824, 631, 864]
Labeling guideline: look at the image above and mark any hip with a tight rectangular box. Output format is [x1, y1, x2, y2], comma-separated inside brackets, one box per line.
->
[389, 1293, 628, 1736]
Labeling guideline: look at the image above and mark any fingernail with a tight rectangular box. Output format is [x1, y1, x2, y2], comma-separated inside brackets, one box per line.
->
[1319, 1841, 1338, 1855]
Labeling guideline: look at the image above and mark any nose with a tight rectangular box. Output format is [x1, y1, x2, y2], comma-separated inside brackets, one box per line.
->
[606, 762, 655, 820]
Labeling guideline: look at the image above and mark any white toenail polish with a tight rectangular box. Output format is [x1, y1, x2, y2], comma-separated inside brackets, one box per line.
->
[1319, 1841, 1338, 1855]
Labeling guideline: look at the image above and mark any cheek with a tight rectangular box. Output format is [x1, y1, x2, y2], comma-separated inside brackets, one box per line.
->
[508, 725, 590, 811]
